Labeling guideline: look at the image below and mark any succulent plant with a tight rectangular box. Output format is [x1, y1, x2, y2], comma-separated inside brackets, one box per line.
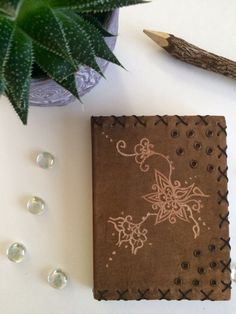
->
[0, 0, 145, 124]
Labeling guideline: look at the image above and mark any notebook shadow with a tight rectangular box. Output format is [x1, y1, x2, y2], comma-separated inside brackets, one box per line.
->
[57, 112, 93, 288]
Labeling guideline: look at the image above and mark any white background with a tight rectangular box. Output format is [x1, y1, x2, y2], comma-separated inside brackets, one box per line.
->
[0, 0, 235, 313]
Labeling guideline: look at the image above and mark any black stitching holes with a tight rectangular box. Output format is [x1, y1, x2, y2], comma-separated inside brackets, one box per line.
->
[210, 279, 217, 287]
[174, 277, 183, 286]
[206, 147, 214, 155]
[171, 129, 179, 138]
[181, 261, 190, 270]
[190, 160, 198, 169]
[192, 279, 200, 287]
[206, 129, 214, 138]
[210, 261, 218, 269]
[193, 249, 201, 257]
[208, 244, 216, 252]
[193, 141, 202, 151]
[176, 147, 184, 156]
[197, 267, 206, 275]
[207, 164, 215, 173]
[186, 129, 195, 138]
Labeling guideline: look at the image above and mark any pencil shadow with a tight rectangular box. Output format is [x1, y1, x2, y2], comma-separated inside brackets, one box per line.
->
[156, 50, 236, 100]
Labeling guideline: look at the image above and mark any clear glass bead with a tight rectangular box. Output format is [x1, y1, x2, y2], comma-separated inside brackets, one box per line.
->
[36, 152, 55, 169]
[48, 269, 68, 289]
[231, 263, 236, 283]
[27, 196, 46, 215]
[7, 243, 26, 263]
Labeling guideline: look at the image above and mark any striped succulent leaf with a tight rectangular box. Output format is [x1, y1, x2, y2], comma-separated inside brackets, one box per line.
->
[0, 0, 146, 124]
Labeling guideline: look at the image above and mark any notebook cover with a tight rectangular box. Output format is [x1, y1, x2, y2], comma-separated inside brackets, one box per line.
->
[91, 115, 231, 301]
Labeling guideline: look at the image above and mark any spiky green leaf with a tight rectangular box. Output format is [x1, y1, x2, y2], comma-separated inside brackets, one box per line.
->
[4, 27, 33, 102]
[0, 16, 14, 94]
[64, 11, 122, 66]
[0, 0, 145, 124]
[55, 10, 103, 75]
[79, 14, 114, 37]
[0, 0, 21, 17]
[59, 73, 80, 100]
[34, 43, 76, 82]
[17, 0, 73, 62]
[6, 77, 29, 124]
[4, 27, 33, 123]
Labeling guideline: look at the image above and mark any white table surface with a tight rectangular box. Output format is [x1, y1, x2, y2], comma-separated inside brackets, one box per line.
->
[0, 0, 235, 313]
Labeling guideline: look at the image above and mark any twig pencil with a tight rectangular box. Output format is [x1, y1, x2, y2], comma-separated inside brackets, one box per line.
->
[143, 30, 236, 80]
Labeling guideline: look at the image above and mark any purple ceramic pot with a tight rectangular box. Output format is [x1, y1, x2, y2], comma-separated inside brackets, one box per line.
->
[29, 10, 119, 106]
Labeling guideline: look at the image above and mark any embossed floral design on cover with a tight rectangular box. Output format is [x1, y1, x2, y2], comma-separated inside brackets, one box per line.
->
[91, 116, 231, 301]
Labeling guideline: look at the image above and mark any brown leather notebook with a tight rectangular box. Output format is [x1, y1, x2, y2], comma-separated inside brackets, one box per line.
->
[91, 115, 231, 301]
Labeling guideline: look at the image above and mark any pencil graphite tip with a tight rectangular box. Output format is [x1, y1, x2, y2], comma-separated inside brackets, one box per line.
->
[143, 30, 170, 48]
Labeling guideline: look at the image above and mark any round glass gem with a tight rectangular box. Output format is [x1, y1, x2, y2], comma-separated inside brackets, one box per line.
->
[36, 152, 55, 169]
[7, 243, 26, 263]
[48, 269, 68, 289]
[231, 263, 236, 283]
[27, 196, 46, 215]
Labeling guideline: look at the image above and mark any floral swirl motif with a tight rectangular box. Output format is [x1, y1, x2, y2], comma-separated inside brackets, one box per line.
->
[116, 138, 173, 174]
[108, 216, 148, 255]
[109, 138, 209, 255]
[143, 169, 208, 238]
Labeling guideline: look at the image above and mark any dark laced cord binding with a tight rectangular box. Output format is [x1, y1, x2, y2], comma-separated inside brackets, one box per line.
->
[116, 289, 128, 300]
[200, 290, 214, 301]
[220, 237, 231, 251]
[158, 289, 170, 300]
[221, 280, 232, 293]
[111, 115, 126, 127]
[217, 122, 227, 136]
[155, 115, 168, 126]
[220, 259, 231, 273]
[96, 290, 108, 301]
[217, 166, 228, 182]
[133, 115, 147, 127]
[136, 289, 149, 300]
[195, 115, 209, 125]
[175, 115, 188, 126]
[92, 116, 230, 301]
[178, 289, 192, 300]
[219, 213, 229, 229]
